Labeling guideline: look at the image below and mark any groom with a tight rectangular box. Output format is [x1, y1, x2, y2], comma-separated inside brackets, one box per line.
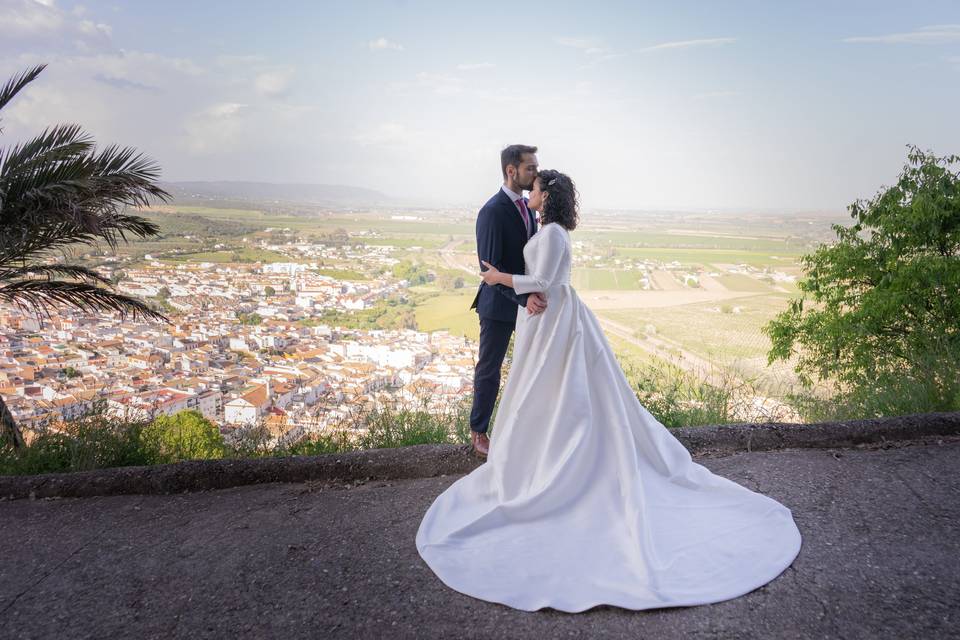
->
[468, 144, 547, 458]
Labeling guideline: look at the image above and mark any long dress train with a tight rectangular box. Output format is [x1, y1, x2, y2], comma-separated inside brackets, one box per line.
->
[416, 222, 802, 612]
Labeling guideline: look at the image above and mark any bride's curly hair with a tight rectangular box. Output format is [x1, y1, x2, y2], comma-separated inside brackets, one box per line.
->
[537, 169, 579, 231]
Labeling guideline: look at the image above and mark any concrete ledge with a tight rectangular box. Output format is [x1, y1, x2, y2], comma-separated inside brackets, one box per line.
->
[2, 410, 958, 500]
[674, 410, 960, 455]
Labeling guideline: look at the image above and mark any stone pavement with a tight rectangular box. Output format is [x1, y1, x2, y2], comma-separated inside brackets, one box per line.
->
[1, 436, 958, 639]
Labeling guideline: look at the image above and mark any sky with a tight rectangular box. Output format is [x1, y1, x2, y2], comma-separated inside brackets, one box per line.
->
[1, 0, 959, 211]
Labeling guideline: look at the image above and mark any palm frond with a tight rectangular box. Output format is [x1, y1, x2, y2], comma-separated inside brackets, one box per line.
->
[91, 212, 162, 248]
[0, 221, 100, 267]
[0, 143, 169, 221]
[0, 123, 93, 179]
[0, 210, 163, 266]
[0, 64, 46, 115]
[0, 279, 169, 323]
[90, 144, 171, 205]
[0, 143, 167, 259]
[0, 264, 112, 285]
[0, 65, 170, 327]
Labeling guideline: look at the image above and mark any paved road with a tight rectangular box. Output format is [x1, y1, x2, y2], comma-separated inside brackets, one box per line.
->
[438, 238, 475, 276]
[1, 438, 958, 639]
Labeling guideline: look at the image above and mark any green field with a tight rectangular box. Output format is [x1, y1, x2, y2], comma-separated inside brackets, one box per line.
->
[714, 274, 775, 292]
[572, 268, 648, 290]
[316, 268, 368, 280]
[606, 333, 667, 372]
[361, 236, 448, 249]
[146, 205, 267, 218]
[143, 207, 459, 249]
[123, 238, 206, 255]
[596, 294, 792, 362]
[163, 248, 291, 263]
[615, 247, 800, 268]
[777, 279, 801, 294]
[414, 289, 481, 341]
[575, 230, 804, 253]
[322, 216, 473, 236]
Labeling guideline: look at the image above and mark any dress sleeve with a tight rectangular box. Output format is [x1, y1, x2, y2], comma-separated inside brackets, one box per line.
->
[512, 226, 567, 294]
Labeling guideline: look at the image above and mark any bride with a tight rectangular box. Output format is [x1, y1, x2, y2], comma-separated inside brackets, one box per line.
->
[415, 169, 802, 612]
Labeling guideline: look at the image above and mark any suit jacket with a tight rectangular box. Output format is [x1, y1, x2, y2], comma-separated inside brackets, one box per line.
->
[470, 188, 539, 323]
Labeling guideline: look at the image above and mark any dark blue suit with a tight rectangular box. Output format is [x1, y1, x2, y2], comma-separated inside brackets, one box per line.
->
[469, 188, 538, 434]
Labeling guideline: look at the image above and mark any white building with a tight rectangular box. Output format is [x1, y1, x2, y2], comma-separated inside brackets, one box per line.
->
[224, 380, 271, 425]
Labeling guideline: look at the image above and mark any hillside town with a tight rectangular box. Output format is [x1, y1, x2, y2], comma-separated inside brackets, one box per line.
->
[0, 225, 802, 449]
[0, 258, 477, 445]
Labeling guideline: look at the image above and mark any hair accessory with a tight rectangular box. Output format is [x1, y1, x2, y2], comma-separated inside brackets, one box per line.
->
[548, 177, 558, 186]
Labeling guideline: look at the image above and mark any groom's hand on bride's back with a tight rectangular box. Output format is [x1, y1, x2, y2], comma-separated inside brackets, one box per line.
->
[526, 292, 547, 315]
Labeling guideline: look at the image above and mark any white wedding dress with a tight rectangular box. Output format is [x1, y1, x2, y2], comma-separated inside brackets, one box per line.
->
[416, 222, 802, 612]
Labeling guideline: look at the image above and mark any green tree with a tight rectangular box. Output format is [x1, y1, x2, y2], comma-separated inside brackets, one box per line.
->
[764, 146, 960, 417]
[237, 312, 263, 325]
[0, 65, 170, 448]
[392, 259, 430, 285]
[264, 285, 276, 296]
[140, 410, 225, 463]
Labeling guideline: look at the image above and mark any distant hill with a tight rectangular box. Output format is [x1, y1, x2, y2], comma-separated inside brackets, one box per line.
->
[161, 181, 396, 207]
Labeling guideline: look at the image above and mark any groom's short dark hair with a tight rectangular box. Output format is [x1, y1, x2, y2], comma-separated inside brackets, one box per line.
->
[501, 144, 538, 179]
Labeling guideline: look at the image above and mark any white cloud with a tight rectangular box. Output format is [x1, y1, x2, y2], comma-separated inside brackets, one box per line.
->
[354, 122, 421, 147]
[1, 80, 70, 132]
[254, 68, 294, 97]
[182, 102, 249, 154]
[0, 49, 205, 135]
[385, 69, 524, 105]
[457, 62, 494, 71]
[636, 37, 736, 53]
[213, 55, 296, 99]
[0, 0, 113, 53]
[414, 71, 464, 95]
[1, 8, 324, 186]
[206, 102, 247, 118]
[0, 0, 63, 36]
[215, 54, 266, 67]
[85, 50, 204, 79]
[843, 24, 960, 45]
[585, 47, 623, 61]
[78, 19, 111, 37]
[368, 37, 404, 51]
[93, 74, 159, 92]
[555, 36, 596, 50]
[556, 36, 624, 68]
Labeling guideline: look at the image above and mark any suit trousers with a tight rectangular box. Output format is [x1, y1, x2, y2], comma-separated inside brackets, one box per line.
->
[469, 316, 516, 434]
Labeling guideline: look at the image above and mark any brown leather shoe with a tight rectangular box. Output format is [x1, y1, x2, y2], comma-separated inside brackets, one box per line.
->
[471, 431, 490, 459]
